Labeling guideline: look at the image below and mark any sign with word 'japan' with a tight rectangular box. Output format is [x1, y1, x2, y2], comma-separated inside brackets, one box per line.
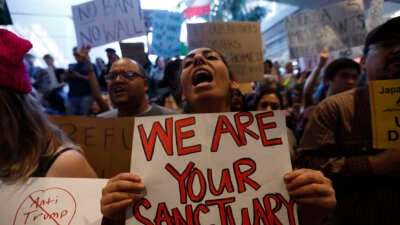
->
[187, 22, 264, 83]
[71, 0, 145, 47]
[0, 178, 107, 225]
[151, 11, 183, 58]
[369, 79, 400, 149]
[285, 0, 367, 58]
[128, 111, 298, 225]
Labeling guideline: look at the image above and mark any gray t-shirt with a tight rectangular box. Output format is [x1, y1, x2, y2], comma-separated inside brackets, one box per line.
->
[97, 103, 176, 118]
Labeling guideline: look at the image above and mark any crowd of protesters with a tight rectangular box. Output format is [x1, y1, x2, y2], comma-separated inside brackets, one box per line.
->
[0, 15, 399, 225]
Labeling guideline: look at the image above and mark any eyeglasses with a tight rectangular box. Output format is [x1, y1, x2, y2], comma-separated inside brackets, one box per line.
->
[105, 71, 145, 80]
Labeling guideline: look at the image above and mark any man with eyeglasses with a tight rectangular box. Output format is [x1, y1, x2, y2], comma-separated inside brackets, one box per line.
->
[97, 58, 174, 118]
[296, 17, 400, 225]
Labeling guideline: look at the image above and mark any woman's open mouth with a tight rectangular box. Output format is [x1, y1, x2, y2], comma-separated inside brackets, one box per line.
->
[192, 69, 213, 86]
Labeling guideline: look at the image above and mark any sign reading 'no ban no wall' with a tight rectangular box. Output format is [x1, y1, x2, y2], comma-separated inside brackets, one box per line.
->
[72, 0, 146, 47]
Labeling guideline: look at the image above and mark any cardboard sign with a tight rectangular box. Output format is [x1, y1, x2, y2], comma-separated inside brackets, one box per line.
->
[49, 116, 134, 178]
[71, 0, 146, 47]
[0, 0, 12, 25]
[120, 42, 148, 66]
[187, 22, 264, 83]
[0, 178, 107, 225]
[151, 11, 183, 58]
[285, 0, 367, 58]
[127, 111, 298, 225]
[369, 79, 400, 150]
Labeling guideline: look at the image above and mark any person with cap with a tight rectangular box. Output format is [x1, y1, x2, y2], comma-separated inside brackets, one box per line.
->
[0, 29, 97, 181]
[296, 16, 400, 225]
[97, 58, 175, 118]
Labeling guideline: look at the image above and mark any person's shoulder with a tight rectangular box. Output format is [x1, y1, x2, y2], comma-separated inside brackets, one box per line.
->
[146, 103, 178, 116]
[97, 109, 118, 118]
[310, 88, 362, 121]
[317, 88, 362, 110]
[46, 148, 97, 178]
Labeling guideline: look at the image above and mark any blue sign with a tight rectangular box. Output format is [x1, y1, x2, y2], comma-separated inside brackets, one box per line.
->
[151, 11, 183, 58]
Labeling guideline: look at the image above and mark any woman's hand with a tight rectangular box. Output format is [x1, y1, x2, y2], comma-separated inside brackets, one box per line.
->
[284, 168, 336, 208]
[101, 173, 145, 222]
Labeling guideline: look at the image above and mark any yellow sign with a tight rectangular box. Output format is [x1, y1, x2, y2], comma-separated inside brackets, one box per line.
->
[369, 79, 400, 149]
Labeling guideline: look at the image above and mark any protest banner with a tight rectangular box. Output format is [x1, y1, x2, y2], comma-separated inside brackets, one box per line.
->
[187, 22, 264, 83]
[151, 11, 183, 58]
[369, 79, 400, 150]
[71, 0, 146, 48]
[0, 178, 107, 225]
[127, 111, 298, 225]
[120, 42, 148, 66]
[0, 0, 12, 25]
[49, 116, 134, 178]
[285, 0, 367, 58]
[366, 0, 384, 31]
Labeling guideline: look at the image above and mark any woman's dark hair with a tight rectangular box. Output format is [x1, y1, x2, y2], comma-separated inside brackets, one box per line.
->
[213, 48, 234, 80]
[255, 89, 284, 109]
[230, 89, 245, 111]
[0, 88, 76, 181]
[323, 58, 360, 81]
[264, 59, 273, 68]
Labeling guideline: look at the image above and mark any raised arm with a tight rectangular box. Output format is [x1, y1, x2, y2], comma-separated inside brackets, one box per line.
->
[303, 50, 329, 108]
[78, 45, 110, 112]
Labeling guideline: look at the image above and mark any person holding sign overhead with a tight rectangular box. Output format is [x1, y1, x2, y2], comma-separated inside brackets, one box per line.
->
[100, 47, 336, 225]
[0, 29, 97, 181]
[297, 16, 400, 225]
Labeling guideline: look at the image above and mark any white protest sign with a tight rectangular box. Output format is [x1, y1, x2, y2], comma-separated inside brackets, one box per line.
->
[285, 0, 367, 58]
[151, 11, 183, 58]
[72, 0, 146, 48]
[0, 178, 107, 225]
[367, 0, 384, 31]
[128, 111, 298, 225]
[187, 22, 264, 83]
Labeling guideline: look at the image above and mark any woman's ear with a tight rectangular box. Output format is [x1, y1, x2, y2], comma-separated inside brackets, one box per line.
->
[360, 56, 367, 72]
[230, 80, 239, 91]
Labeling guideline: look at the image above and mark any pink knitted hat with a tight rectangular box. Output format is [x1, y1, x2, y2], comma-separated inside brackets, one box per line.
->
[0, 29, 33, 93]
